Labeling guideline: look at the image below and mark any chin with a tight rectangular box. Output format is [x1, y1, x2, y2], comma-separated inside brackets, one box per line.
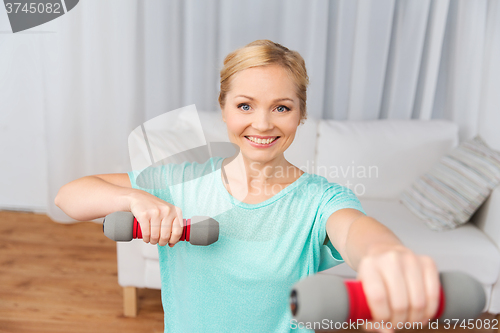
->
[241, 150, 279, 163]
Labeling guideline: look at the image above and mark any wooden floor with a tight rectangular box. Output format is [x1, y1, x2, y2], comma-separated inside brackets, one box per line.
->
[0, 210, 163, 333]
[0, 210, 496, 333]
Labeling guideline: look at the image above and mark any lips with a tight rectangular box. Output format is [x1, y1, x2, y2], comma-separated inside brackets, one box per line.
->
[244, 136, 280, 147]
[245, 136, 279, 142]
[244, 136, 280, 139]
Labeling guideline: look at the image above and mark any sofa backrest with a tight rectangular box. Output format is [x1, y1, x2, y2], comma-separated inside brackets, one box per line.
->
[315, 119, 459, 200]
[198, 113, 461, 201]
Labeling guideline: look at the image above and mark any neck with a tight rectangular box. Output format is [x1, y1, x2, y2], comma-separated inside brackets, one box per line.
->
[221, 152, 302, 187]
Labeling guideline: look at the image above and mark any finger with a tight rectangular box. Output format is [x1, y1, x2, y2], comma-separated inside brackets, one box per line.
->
[168, 217, 183, 247]
[420, 256, 441, 320]
[358, 258, 391, 324]
[402, 254, 426, 324]
[361, 320, 394, 333]
[149, 211, 161, 245]
[168, 207, 184, 247]
[138, 214, 150, 243]
[158, 214, 172, 247]
[361, 320, 379, 332]
[378, 253, 408, 326]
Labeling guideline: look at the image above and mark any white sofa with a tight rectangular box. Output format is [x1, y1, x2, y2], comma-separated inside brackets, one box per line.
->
[117, 110, 500, 318]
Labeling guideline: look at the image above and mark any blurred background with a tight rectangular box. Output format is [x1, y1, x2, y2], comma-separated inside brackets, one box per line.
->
[1, 0, 499, 222]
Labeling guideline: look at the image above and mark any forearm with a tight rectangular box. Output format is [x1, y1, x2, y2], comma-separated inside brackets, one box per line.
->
[344, 216, 404, 271]
[54, 176, 135, 221]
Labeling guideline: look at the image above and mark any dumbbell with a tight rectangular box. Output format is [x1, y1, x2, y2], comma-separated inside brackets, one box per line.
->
[103, 211, 219, 246]
[290, 271, 485, 328]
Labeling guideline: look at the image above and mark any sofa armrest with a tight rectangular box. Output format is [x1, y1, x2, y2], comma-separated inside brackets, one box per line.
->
[471, 186, 500, 248]
[117, 240, 147, 288]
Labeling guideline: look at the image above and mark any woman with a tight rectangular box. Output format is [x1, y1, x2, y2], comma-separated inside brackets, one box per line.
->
[55, 40, 440, 333]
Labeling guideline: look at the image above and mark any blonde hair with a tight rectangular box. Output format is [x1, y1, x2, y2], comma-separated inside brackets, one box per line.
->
[218, 40, 309, 125]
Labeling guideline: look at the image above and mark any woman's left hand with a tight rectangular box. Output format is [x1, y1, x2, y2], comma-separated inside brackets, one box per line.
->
[356, 244, 441, 333]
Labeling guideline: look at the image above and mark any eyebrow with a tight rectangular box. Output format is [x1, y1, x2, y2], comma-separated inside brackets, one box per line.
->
[235, 95, 294, 103]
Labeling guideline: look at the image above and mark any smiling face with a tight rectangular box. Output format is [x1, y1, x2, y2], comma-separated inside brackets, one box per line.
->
[221, 65, 302, 165]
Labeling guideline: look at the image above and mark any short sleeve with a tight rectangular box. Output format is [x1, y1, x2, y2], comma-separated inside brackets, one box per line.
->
[127, 158, 219, 205]
[127, 164, 174, 204]
[315, 183, 367, 272]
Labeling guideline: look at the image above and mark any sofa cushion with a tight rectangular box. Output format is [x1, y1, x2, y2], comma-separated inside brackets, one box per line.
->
[401, 136, 500, 230]
[323, 199, 500, 286]
[316, 120, 458, 199]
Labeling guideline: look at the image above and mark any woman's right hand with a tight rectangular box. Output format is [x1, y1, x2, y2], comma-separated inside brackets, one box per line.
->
[55, 173, 183, 247]
[128, 190, 184, 247]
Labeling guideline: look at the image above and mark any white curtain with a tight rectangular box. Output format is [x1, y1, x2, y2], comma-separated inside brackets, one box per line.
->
[25, 0, 499, 222]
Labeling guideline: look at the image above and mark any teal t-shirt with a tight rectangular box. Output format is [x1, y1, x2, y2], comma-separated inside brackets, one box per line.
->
[128, 156, 366, 332]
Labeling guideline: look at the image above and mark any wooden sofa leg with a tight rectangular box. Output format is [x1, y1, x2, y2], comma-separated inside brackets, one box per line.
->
[123, 286, 138, 317]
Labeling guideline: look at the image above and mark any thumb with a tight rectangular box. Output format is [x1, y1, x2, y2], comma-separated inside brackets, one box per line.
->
[175, 206, 184, 230]
[168, 206, 183, 248]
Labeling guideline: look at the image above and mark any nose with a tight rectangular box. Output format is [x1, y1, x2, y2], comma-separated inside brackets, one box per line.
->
[251, 109, 274, 133]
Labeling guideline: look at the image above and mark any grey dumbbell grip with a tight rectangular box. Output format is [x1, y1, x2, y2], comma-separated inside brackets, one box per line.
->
[291, 271, 486, 326]
[103, 211, 219, 245]
[103, 211, 135, 241]
[189, 215, 219, 245]
[439, 271, 486, 320]
[292, 274, 348, 325]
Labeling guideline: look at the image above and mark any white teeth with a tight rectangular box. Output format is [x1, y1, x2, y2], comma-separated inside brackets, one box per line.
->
[247, 136, 278, 144]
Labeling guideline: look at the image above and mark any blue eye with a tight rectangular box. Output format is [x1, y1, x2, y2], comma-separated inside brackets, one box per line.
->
[238, 103, 250, 111]
[276, 105, 290, 113]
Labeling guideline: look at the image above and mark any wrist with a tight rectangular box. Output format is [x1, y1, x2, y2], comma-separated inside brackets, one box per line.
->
[365, 243, 407, 257]
[119, 188, 140, 212]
